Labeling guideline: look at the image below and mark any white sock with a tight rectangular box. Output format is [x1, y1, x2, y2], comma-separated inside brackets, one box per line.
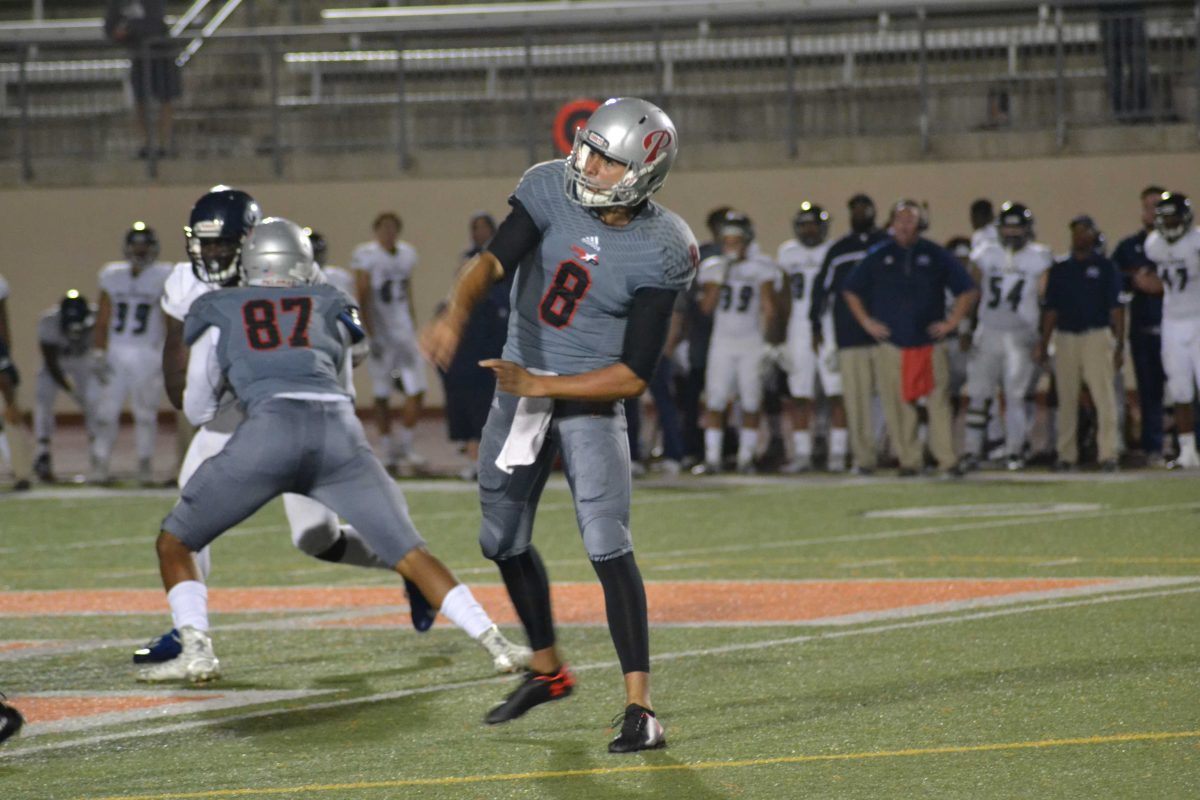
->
[398, 426, 415, 456]
[0, 432, 9, 467]
[738, 429, 759, 464]
[379, 433, 392, 459]
[704, 428, 722, 465]
[438, 583, 493, 639]
[830, 428, 848, 457]
[1182, 437, 1198, 457]
[167, 580, 209, 632]
[792, 430, 812, 459]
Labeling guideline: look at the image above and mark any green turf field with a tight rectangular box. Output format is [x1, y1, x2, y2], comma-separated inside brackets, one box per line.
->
[2, 472, 1199, 799]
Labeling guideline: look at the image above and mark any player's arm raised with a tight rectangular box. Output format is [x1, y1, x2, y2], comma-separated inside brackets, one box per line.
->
[421, 200, 537, 369]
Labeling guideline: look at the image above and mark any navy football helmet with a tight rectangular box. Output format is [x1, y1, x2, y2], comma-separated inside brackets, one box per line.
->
[124, 221, 159, 267]
[59, 290, 94, 339]
[792, 202, 829, 247]
[1154, 192, 1193, 243]
[305, 227, 328, 266]
[997, 202, 1035, 250]
[184, 185, 262, 285]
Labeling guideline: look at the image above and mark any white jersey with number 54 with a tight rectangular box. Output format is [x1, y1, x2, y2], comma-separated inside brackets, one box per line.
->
[970, 241, 1051, 332]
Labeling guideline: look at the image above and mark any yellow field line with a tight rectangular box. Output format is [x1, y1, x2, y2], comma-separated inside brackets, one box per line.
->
[88, 729, 1200, 800]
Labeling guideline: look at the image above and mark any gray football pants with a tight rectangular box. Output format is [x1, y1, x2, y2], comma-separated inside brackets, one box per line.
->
[478, 392, 633, 563]
[163, 398, 425, 566]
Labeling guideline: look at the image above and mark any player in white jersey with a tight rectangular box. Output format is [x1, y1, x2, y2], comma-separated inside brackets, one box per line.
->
[306, 229, 356, 299]
[695, 211, 781, 474]
[90, 222, 173, 484]
[777, 202, 848, 472]
[32, 291, 99, 482]
[963, 202, 1052, 470]
[1139, 192, 1200, 468]
[969, 198, 999, 252]
[351, 212, 426, 473]
[0, 273, 34, 489]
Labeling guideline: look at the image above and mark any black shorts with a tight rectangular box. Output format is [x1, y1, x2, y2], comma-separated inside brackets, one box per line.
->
[131, 53, 181, 103]
[443, 379, 494, 442]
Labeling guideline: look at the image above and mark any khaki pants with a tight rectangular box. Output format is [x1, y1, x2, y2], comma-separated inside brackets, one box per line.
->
[872, 342, 957, 470]
[839, 345, 876, 469]
[1053, 328, 1118, 464]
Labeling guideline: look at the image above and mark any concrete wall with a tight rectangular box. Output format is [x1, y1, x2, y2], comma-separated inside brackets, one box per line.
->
[1, 146, 1196, 411]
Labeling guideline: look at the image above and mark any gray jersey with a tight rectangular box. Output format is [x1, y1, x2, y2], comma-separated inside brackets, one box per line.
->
[37, 305, 96, 360]
[501, 159, 698, 375]
[184, 284, 358, 410]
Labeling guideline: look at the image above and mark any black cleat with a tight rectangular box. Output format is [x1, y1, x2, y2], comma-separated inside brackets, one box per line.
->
[0, 694, 24, 745]
[608, 703, 666, 753]
[484, 666, 575, 724]
[403, 579, 436, 632]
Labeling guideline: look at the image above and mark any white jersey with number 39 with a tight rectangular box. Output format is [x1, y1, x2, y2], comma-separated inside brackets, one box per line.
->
[98, 260, 172, 350]
[1145, 227, 1200, 321]
[970, 241, 1052, 332]
[699, 253, 780, 342]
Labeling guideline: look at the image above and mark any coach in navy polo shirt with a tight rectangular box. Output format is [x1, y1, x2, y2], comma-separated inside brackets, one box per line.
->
[1038, 215, 1124, 471]
[843, 200, 979, 476]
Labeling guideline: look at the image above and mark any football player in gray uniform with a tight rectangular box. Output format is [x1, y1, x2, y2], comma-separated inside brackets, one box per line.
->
[422, 97, 697, 753]
[146, 218, 530, 684]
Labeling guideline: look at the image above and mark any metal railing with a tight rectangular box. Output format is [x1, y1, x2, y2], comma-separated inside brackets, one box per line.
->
[0, 0, 1195, 183]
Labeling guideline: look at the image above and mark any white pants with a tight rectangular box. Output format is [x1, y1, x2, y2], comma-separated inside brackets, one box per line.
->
[92, 347, 163, 465]
[705, 336, 766, 414]
[34, 359, 99, 444]
[785, 320, 842, 399]
[1162, 318, 1200, 405]
[367, 336, 427, 398]
[966, 327, 1038, 456]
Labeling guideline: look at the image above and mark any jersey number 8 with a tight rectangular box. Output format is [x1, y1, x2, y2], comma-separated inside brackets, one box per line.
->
[539, 261, 592, 328]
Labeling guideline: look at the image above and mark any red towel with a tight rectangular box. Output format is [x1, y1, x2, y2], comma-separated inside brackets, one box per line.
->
[901, 345, 935, 402]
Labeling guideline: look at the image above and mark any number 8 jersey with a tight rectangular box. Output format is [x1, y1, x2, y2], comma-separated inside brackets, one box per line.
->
[1145, 227, 1200, 321]
[98, 259, 173, 350]
[502, 160, 697, 376]
[969, 240, 1052, 332]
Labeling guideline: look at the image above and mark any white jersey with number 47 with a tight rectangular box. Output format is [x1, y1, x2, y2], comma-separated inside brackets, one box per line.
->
[971, 241, 1052, 332]
[1145, 227, 1200, 321]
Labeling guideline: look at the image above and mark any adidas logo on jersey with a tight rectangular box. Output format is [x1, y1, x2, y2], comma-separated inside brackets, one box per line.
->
[582, 235, 601, 251]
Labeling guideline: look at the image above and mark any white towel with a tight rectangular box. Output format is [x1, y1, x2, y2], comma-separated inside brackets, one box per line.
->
[495, 368, 557, 474]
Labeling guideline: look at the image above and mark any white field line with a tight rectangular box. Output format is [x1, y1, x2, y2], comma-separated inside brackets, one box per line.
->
[3, 581, 1199, 760]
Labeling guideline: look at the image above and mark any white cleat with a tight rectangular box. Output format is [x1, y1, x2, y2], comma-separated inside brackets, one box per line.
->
[781, 458, 811, 475]
[477, 625, 532, 674]
[136, 626, 221, 683]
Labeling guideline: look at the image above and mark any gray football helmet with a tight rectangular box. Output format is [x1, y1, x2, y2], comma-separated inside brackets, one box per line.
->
[565, 97, 678, 208]
[241, 217, 317, 288]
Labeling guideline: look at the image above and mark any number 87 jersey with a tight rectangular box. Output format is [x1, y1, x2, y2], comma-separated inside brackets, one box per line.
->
[970, 240, 1052, 332]
[501, 160, 697, 376]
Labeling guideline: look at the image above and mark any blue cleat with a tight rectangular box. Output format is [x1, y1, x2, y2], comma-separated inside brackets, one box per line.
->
[132, 628, 182, 664]
[403, 579, 437, 633]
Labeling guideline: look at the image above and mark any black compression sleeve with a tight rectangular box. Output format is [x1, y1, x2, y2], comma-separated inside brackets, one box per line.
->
[620, 287, 678, 382]
[484, 198, 542, 273]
